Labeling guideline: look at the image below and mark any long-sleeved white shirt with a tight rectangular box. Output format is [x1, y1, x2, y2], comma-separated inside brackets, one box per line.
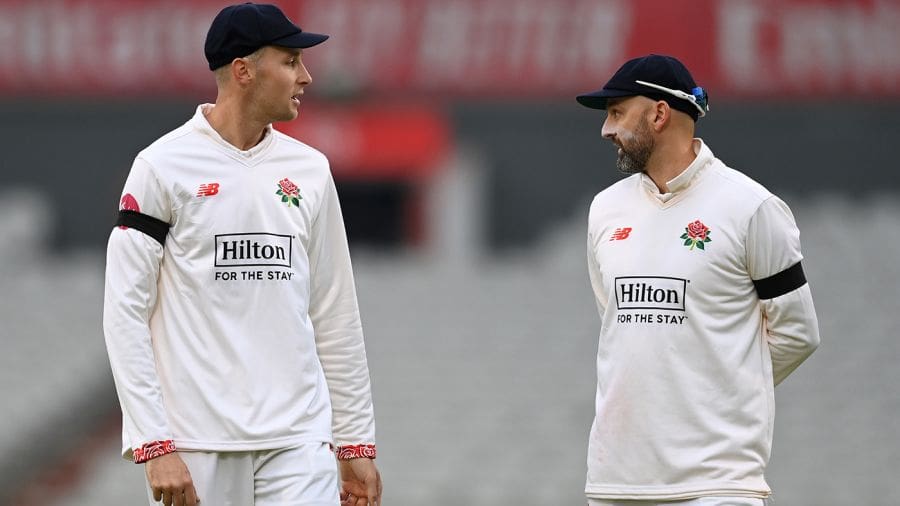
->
[103, 105, 375, 461]
[585, 139, 819, 500]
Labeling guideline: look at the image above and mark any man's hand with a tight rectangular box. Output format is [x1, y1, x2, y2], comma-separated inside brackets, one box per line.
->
[339, 458, 382, 506]
[145, 452, 199, 506]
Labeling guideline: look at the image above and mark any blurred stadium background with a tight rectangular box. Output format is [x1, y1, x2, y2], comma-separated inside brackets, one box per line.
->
[2, 0, 899, 504]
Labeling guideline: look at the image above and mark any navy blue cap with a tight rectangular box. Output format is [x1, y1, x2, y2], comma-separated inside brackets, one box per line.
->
[205, 3, 329, 71]
[576, 54, 709, 121]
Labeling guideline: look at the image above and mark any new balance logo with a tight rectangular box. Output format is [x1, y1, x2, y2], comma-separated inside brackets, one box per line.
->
[609, 227, 632, 241]
[196, 183, 220, 197]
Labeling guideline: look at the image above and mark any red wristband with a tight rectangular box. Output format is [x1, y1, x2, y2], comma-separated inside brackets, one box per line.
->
[133, 439, 176, 463]
[336, 444, 376, 460]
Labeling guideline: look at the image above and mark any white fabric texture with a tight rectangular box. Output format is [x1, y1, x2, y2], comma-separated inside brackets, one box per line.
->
[588, 497, 764, 506]
[145, 443, 339, 506]
[584, 139, 819, 500]
[104, 105, 376, 459]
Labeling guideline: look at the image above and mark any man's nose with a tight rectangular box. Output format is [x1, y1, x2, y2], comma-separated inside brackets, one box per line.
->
[298, 63, 311, 86]
[601, 119, 615, 140]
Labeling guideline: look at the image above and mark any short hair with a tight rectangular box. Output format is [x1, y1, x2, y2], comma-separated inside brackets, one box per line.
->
[213, 47, 265, 87]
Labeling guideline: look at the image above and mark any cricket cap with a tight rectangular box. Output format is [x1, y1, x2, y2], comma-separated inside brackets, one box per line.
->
[576, 54, 709, 121]
[205, 2, 329, 71]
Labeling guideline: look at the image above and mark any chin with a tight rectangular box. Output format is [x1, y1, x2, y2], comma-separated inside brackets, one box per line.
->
[276, 109, 299, 122]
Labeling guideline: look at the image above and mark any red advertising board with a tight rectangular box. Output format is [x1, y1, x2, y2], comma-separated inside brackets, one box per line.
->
[276, 103, 451, 179]
[1, 0, 898, 98]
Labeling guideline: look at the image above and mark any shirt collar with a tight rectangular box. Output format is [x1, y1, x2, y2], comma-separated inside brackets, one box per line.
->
[192, 104, 274, 158]
[641, 138, 713, 202]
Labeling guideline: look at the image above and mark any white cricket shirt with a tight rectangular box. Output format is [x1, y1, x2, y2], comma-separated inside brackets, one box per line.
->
[585, 139, 819, 500]
[103, 105, 375, 460]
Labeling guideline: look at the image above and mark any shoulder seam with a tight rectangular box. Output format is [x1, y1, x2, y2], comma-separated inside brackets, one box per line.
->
[144, 124, 196, 152]
[273, 131, 329, 163]
[712, 166, 772, 203]
[274, 130, 317, 150]
[131, 155, 176, 218]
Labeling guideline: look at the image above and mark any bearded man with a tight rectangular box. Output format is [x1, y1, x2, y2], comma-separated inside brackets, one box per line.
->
[575, 54, 819, 506]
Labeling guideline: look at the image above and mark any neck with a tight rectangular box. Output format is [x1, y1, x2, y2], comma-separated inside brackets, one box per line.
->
[204, 95, 269, 151]
[644, 138, 698, 193]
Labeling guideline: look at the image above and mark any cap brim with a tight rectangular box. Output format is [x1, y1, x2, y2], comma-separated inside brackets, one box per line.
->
[576, 88, 639, 110]
[271, 31, 329, 49]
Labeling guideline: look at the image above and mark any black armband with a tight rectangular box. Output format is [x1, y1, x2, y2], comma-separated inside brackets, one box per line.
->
[115, 210, 170, 247]
[753, 261, 807, 300]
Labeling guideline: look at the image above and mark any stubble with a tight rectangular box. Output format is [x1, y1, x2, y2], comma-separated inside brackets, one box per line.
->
[615, 117, 655, 175]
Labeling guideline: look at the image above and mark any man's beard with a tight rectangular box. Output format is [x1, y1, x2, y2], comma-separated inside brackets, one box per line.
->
[615, 118, 655, 174]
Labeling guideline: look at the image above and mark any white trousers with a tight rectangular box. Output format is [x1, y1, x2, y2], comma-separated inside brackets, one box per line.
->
[146, 442, 340, 506]
[588, 497, 765, 506]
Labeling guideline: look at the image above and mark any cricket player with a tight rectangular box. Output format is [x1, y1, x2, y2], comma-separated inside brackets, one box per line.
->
[103, 4, 381, 505]
[575, 54, 820, 505]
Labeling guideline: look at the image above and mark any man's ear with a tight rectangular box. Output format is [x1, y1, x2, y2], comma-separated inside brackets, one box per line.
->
[232, 57, 255, 85]
[651, 100, 670, 131]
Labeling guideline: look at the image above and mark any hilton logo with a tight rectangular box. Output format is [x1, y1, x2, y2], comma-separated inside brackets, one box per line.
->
[215, 233, 292, 268]
[615, 276, 688, 311]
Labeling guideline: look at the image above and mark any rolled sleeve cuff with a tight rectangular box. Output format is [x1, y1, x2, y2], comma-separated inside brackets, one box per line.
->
[335, 444, 376, 460]
[133, 439, 176, 463]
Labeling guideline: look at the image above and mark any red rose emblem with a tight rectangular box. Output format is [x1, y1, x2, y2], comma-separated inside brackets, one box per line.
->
[276, 178, 303, 207]
[680, 219, 712, 251]
[686, 220, 709, 240]
[278, 178, 299, 197]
